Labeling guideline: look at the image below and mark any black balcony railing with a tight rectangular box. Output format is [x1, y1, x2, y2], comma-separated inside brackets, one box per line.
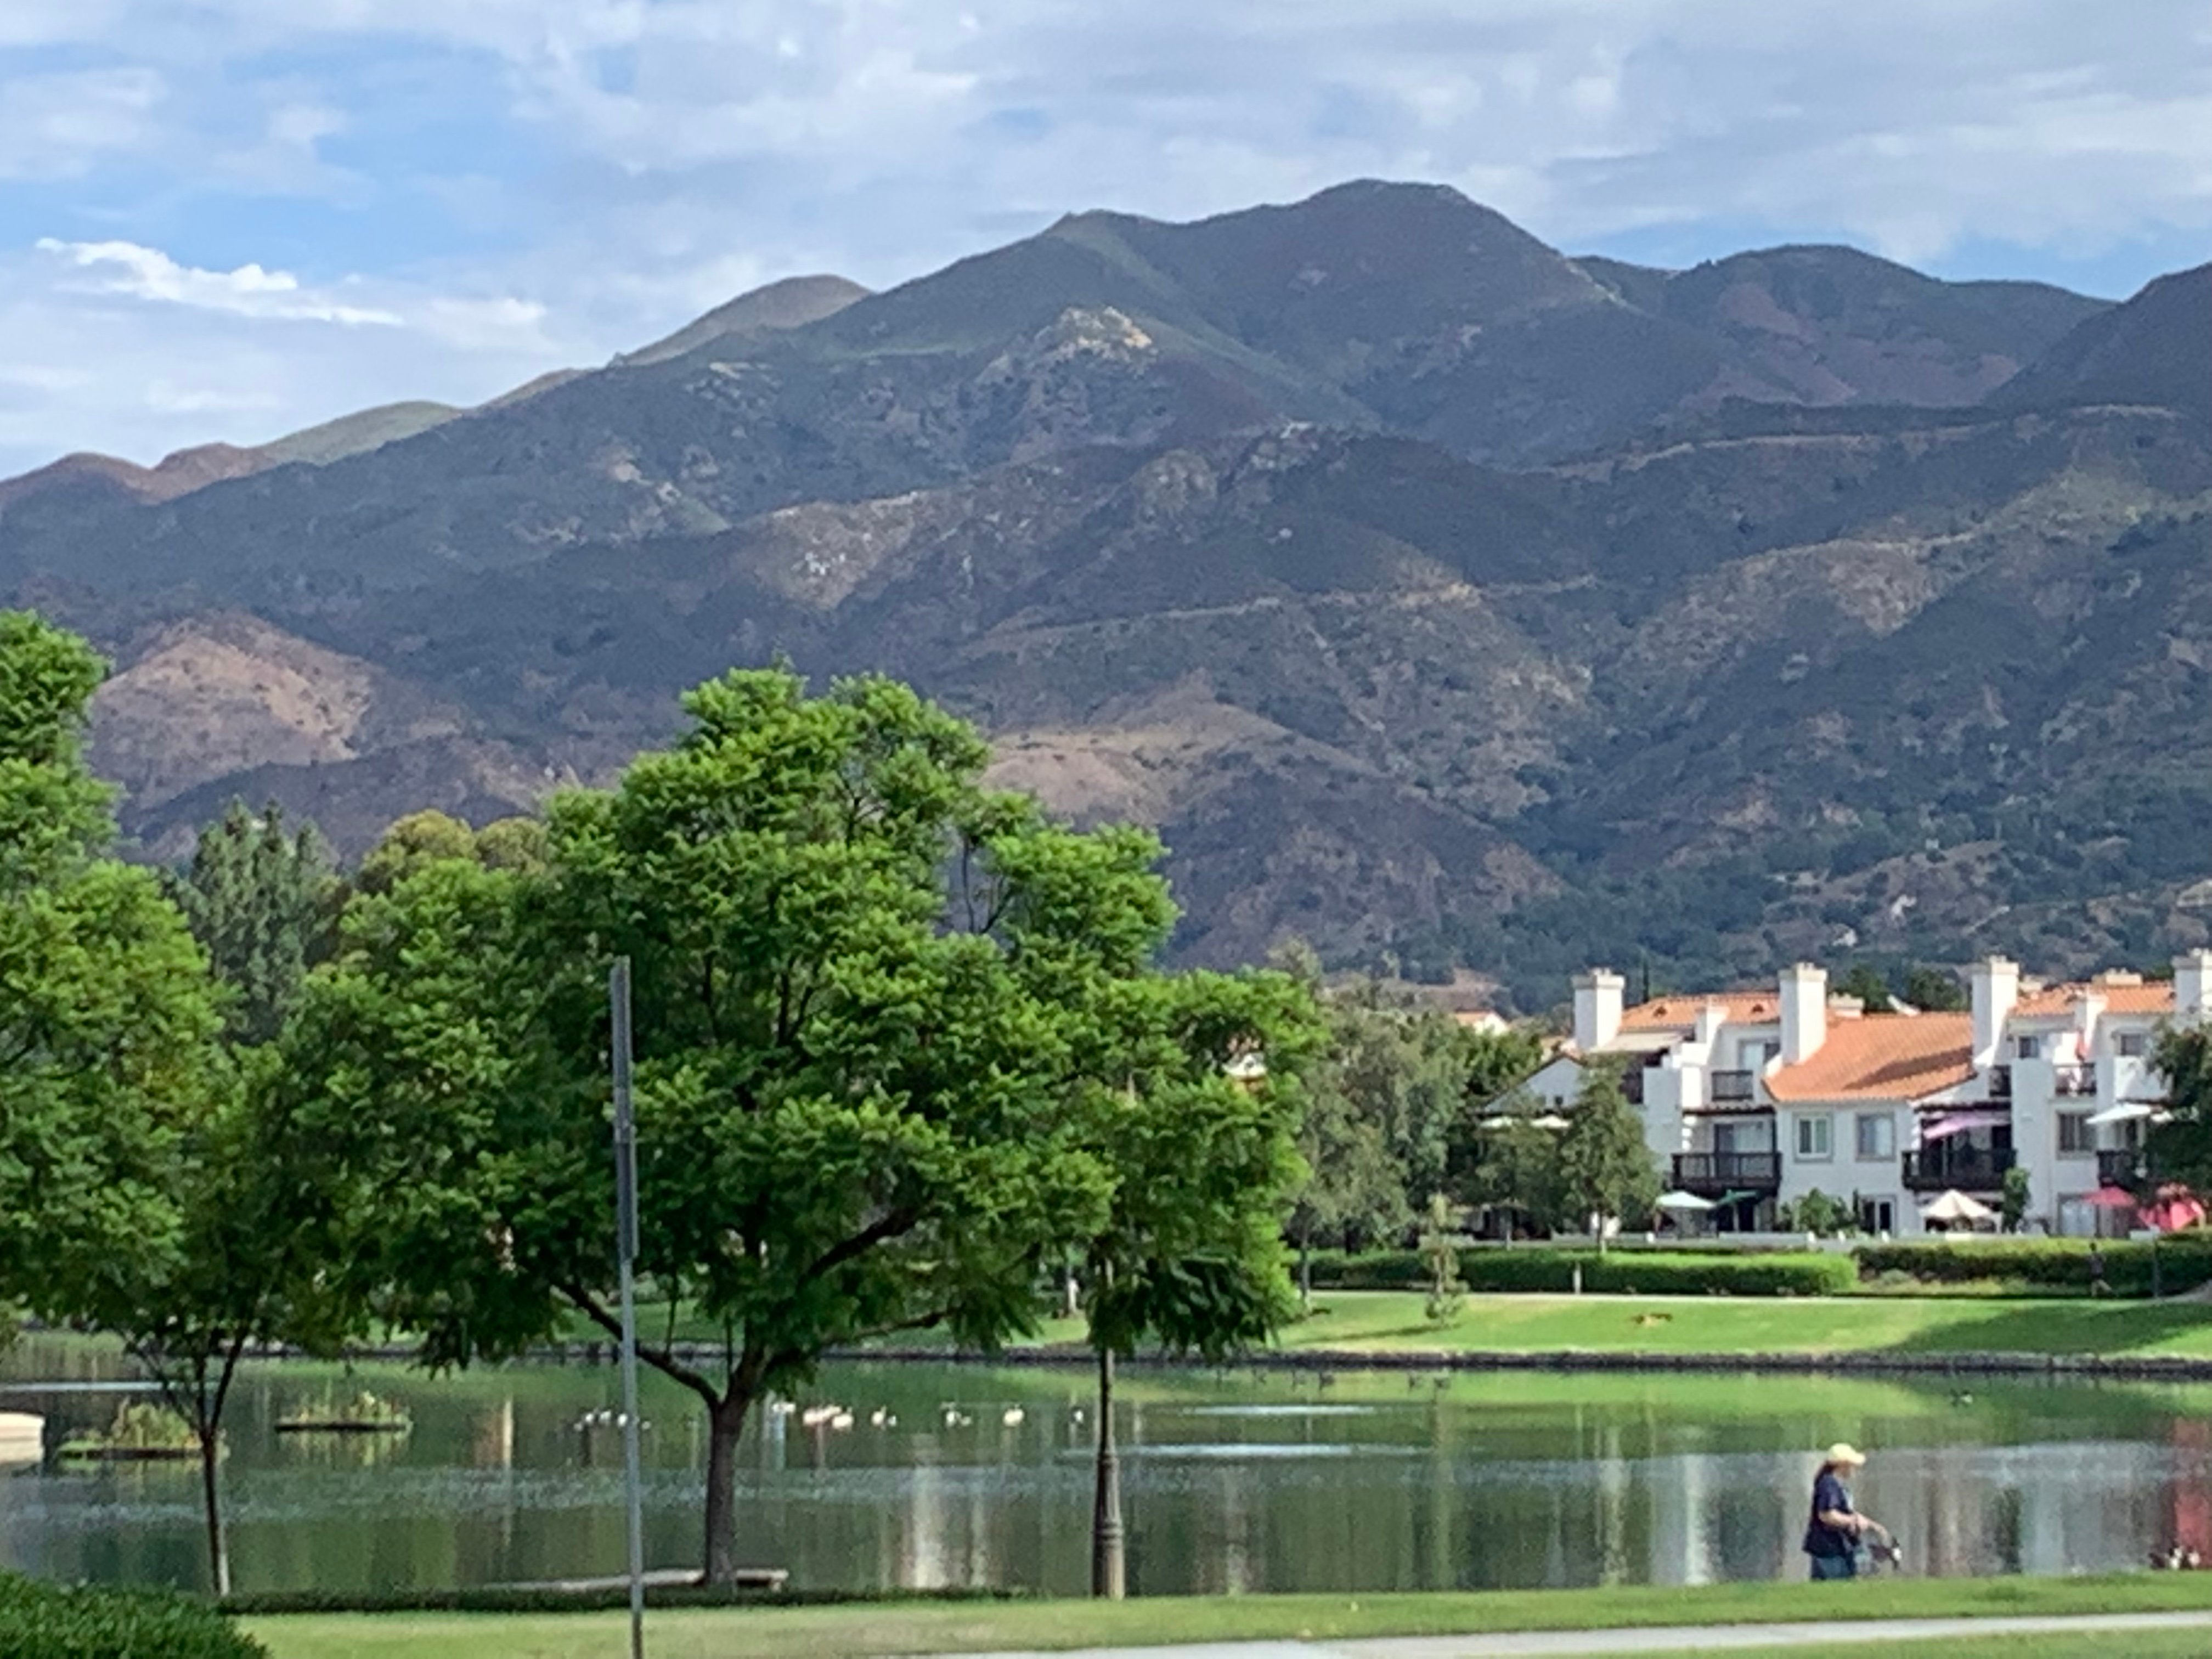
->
[1901, 1146, 2017, 1192]
[1987, 1065, 2013, 1100]
[1709, 1070, 1756, 1103]
[2052, 1064, 2096, 1098]
[2098, 1148, 2151, 1189]
[1672, 1152, 1782, 1193]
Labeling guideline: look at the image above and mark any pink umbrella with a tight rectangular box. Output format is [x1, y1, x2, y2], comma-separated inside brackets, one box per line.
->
[2086, 1186, 2140, 1210]
[2138, 1185, 2207, 1234]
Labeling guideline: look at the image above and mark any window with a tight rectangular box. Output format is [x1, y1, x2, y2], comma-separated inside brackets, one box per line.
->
[1753, 1040, 1781, 1069]
[2058, 1111, 2094, 1155]
[1858, 1197, 1896, 1235]
[1855, 1113, 1895, 1160]
[2015, 1034, 2041, 1060]
[2116, 1032, 2149, 1058]
[1795, 1114, 1833, 1160]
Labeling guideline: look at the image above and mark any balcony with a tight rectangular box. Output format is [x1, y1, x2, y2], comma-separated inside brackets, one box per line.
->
[1902, 1146, 2017, 1193]
[2052, 1064, 2096, 1098]
[2098, 1148, 2151, 1189]
[1672, 1152, 1782, 1194]
[1710, 1070, 1757, 1103]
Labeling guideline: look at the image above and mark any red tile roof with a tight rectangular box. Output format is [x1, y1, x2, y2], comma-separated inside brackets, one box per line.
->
[1620, 991, 1780, 1031]
[1765, 1013, 1976, 1103]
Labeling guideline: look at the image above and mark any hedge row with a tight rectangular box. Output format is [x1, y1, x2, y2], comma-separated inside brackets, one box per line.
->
[0, 1574, 262, 1659]
[221, 1584, 1022, 1616]
[1856, 1238, 2212, 1297]
[1305, 1248, 1858, 1297]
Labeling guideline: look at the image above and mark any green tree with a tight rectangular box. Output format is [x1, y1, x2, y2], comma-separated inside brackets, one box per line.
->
[168, 800, 336, 1045]
[2000, 1165, 2032, 1234]
[78, 1060, 357, 1594]
[1554, 1065, 1660, 1248]
[1460, 1088, 1566, 1237]
[1076, 972, 1315, 1597]
[287, 668, 1261, 1582]
[1904, 966, 1967, 1012]
[352, 808, 478, 895]
[1419, 1193, 1466, 1325]
[1834, 964, 1894, 1013]
[0, 612, 225, 1318]
[2151, 1024, 2212, 1194]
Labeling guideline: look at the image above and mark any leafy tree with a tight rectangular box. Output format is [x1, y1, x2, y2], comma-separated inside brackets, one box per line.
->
[2151, 1025, 2212, 1195]
[1904, 966, 1967, 1012]
[1418, 1193, 1465, 1325]
[1076, 972, 1315, 1597]
[1459, 1087, 1567, 1237]
[352, 808, 479, 895]
[168, 801, 336, 1045]
[1554, 1065, 1660, 1248]
[0, 612, 225, 1318]
[77, 1060, 356, 1594]
[2000, 1165, 2032, 1234]
[286, 668, 1275, 1582]
[1833, 964, 1894, 1013]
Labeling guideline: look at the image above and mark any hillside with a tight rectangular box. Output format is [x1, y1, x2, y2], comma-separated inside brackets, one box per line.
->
[3, 181, 2208, 1001]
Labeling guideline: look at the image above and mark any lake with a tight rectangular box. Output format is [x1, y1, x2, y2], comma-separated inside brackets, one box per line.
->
[1, 1337, 2205, 1595]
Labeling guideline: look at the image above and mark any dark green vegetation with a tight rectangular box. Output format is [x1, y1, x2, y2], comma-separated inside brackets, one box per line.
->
[0, 1572, 264, 1659]
[0, 184, 2201, 995]
[1307, 1248, 1858, 1297]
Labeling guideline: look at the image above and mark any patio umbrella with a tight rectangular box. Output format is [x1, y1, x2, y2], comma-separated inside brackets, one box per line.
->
[2140, 1186, 2207, 1234]
[2085, 1186, 2140, 1210]
[1656, 1190, 1716, 1211]
[1921, 1189, 1994, 1224]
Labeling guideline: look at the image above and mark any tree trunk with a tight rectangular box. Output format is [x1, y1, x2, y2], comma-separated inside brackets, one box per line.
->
[199, 1427, 230, 1598]
[1297, 1227, 1312, 1311]
[1091, 1345, 1125, 1599]
[702, 1390, 752, 1584]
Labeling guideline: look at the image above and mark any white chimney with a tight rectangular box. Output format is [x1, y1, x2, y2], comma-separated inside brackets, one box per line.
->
[1971, 956, 2020, 1064]
[1694, 1001, 1729, 1047]
[1573, 969, 1625, 1052]
[2175, 952, 2212, 1021]
[1779, 963, 1827, 1064]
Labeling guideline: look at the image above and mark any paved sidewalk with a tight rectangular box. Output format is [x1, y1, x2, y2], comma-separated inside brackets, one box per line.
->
[943, 1607, 2212, 1657]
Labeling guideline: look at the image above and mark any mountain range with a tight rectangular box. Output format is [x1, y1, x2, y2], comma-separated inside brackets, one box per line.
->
[3, 180, 2207, 1007]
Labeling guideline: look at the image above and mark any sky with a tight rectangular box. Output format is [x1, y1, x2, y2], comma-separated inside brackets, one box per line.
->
[1, 0, 2208, 478]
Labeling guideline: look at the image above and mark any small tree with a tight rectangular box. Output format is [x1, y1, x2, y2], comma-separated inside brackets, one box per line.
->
[168, 800, 337, 1045]
[1555, 1065, 1660, 1250]
[1794, 1189, 1849, 1235]
[1904, 966, 1967, 1012]
[1419, 1193, 1465, 1325]
[1460, 1089, 1566, 1239]
[2000, 1165, 2032, 1234]
[2150, 1025, 2212, 1197]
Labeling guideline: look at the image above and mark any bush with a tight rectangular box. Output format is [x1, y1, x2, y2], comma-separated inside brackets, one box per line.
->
[1855, 1236, 2212, 1297]
[0, 1573, 263, 1659]
[1305, 1247, 1856, 1296]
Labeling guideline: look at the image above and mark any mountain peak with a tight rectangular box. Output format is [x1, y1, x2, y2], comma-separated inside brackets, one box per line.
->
[616, 274, 872, 367]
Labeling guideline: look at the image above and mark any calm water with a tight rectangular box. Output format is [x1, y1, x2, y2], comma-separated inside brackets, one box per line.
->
[2, 1338, 2208, 1595]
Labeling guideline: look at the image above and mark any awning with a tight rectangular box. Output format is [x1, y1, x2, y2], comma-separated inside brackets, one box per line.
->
[1918, 1108, 2010, 1142]
[2089, 1101, 2155, 1126]
[1716, 1190, 1764, 1206]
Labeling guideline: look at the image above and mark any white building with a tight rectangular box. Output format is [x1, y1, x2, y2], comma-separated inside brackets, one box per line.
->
[1510, 955, 2209, 1238]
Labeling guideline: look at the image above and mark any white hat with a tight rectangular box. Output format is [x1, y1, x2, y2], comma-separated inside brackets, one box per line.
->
[1825, 1442, 1867, 1466]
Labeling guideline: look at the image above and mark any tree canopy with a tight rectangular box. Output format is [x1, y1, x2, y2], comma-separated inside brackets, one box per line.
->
[168, 801, 336, 1045]
[281, 667, 1311, 1580]
[1554, 1064, 1660, 1238]
[0, 612, 225, 1314]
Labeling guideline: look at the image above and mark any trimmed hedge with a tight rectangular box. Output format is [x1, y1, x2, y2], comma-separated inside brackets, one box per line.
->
[1305, 1248, 1857, 1297]
[1855, 1237, 2212, 1298]
[222, 1584, 1022, 1616]
[0, 1573, 263, 1659]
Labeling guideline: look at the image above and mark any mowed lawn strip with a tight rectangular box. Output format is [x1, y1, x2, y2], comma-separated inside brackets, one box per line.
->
[249, 1575, 2212, 1658]
[1240, 1293, 2212, 1358]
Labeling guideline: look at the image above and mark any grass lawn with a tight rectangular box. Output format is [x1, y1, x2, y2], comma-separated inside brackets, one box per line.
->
[248, 1576, 2212, 1658]
[1728, 1637, 2212, 1659]
[1258, 1292, 2212, 1359]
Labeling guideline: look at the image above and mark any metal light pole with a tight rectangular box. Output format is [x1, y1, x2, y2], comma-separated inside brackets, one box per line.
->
[610, 958, 647, 1659]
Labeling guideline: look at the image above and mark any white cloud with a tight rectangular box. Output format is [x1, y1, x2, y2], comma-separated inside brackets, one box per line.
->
[0, 67, 166, 178]
[35, 238, 405, 325]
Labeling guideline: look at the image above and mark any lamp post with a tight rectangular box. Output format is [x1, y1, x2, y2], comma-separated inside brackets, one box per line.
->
[610, 958, 646, 1659]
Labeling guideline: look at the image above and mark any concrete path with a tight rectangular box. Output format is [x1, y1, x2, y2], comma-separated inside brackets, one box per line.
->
[942, 1608, 2212, 1657]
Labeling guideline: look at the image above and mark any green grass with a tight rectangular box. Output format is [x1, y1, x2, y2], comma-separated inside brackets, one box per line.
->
[1265, 1293, 2212, 1358]
[247, 1576, 2212, 1658]
[1727, 1638, 2212, 1659]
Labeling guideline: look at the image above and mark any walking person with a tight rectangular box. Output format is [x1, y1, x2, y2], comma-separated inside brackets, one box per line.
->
[2089, 1244, 2112, 1298]
[1803, 1443, 1892, 1580]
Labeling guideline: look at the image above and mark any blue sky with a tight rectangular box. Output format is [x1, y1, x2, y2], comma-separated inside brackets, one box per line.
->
[1, 0, 2208, 476]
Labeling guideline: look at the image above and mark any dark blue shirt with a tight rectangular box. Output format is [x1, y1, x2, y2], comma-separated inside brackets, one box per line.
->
[1804, 1470, 1855, 1558]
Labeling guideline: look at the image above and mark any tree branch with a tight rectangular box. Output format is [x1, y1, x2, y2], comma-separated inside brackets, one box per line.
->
[559, 1283, 723, 1403]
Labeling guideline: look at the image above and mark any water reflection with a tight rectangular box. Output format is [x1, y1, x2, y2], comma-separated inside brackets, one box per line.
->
[2, 1340, 2209, 1595]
